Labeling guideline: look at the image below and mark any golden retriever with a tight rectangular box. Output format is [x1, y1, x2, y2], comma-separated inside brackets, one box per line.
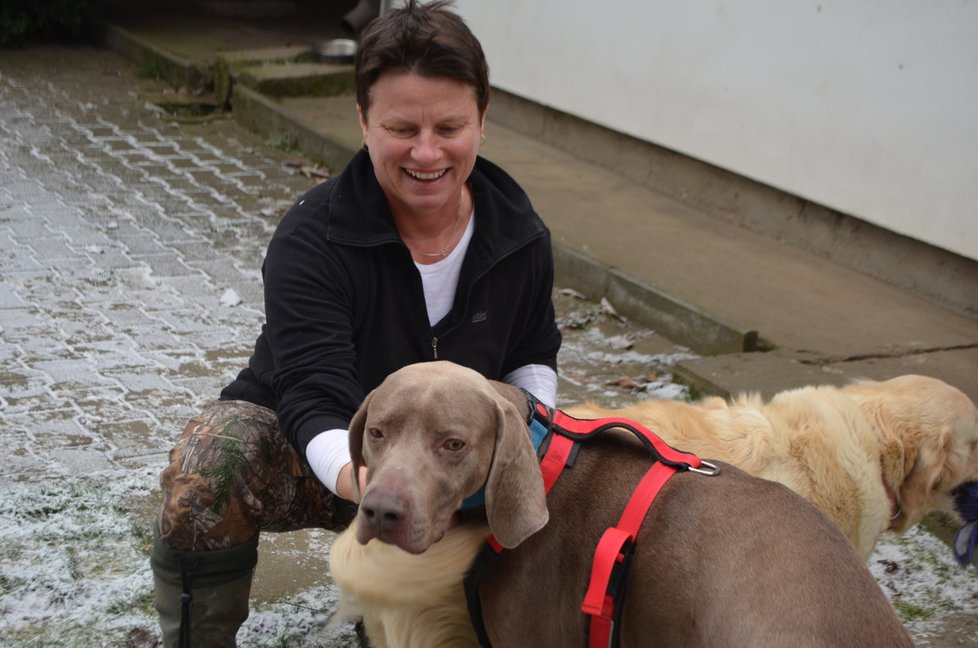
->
[566, 373, 978, 560]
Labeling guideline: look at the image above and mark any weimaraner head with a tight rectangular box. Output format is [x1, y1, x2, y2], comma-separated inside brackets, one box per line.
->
[348, 361, 550, 554]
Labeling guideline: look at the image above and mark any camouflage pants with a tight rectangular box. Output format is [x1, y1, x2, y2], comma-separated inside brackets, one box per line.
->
[157, 400, 358, 552]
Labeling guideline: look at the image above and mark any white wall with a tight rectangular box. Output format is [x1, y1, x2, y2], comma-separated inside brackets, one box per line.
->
[455, 0, 978, 262]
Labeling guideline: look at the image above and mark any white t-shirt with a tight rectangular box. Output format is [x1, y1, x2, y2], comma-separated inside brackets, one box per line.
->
[415, 210, 475, 326]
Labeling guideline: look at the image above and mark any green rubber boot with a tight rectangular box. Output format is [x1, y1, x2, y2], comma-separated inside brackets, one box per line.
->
[151, 528, 259, 648]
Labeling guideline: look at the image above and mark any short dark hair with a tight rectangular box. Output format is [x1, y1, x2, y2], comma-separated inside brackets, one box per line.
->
[355, 0, 490, 120]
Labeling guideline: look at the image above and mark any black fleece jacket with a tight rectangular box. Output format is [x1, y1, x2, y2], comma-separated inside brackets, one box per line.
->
[221, 150, 562, 459]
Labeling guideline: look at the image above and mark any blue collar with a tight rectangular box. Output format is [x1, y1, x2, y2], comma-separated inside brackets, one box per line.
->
[460, 404, 550, 510]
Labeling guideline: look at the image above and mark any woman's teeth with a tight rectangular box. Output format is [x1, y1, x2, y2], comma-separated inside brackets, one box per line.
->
[405, 169, 447, 181]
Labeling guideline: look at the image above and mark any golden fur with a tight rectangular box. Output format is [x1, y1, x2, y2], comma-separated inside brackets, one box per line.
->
[566, 373, 978, 559]
[331, 521, 490, 647]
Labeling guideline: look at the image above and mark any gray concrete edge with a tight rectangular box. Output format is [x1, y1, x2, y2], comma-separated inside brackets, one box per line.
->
[103, 24, 212, 91]
[552, 246, 756, 355]
[231, 85, 357, 169]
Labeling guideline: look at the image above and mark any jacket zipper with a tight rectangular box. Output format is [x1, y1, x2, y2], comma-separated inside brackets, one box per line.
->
[424, 230, 545, 363]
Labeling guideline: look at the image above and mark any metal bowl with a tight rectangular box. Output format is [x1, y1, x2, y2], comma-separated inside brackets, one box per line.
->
[315, 38, 358, 64]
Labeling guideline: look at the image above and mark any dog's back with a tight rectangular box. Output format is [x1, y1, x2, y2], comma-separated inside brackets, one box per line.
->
[477, 440, 912, 647]
[567, 387, 891, 558]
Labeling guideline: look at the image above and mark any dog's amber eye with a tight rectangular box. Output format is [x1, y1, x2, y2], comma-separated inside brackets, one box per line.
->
[368, 428, 384, 440]
[443, 438, 465, 452]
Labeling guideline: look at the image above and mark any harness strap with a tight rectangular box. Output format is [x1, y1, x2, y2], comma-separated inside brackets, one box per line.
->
[543, 404, 707, 472]
[464, 542, 500, 648]
[468, 395, 717, 648]
[583, 527, 631, 648]
[582, 461, 677, 648]
[540, 432, 576, 493]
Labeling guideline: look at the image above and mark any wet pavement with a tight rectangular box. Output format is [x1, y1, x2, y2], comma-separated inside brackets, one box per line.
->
[2, 46, 976, 646]
[0, 45, 695, 646]
[0, 45, 342, 645]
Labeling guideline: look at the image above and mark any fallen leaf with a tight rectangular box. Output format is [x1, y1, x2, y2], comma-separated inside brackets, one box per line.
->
[607, 335, 633, 350]
[600, 297, 627, 323]
[299, 165, 330, 179]
[878, 559, 901, 574]
[558, 288, 588, 300]
[607, 376, 641, 390]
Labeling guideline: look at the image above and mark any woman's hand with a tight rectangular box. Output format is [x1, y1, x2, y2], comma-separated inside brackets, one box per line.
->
[336, 462, 368, 503]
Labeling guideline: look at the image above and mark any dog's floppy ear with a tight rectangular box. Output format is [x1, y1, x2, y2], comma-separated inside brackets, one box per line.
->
[347, 390, 374, 502]
[899, 423, 951, 519]
[483, 387, 549, 549]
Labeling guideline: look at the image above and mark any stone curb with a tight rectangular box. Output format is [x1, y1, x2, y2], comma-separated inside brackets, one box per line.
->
[231, 84, 359, 169]
[104, 24, 212, 92]
[553, 246, 755, 355]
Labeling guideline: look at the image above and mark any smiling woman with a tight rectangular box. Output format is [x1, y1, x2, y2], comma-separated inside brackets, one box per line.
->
[358, 73, 484, 261]
[148, 0, 562, 645]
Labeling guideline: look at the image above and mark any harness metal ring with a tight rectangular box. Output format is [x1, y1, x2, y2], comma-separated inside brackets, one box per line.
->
[688, 460, 720, 476]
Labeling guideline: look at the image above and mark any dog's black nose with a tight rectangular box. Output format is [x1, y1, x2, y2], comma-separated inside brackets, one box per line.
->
[360, 491, 409, 532]
[953, 481, 978, 520]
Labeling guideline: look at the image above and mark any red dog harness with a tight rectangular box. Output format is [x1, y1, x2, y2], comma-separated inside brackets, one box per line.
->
[465, 395, 719, 648]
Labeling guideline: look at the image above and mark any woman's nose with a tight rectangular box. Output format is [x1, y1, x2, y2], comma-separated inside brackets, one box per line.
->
[411, 131, 440, 164]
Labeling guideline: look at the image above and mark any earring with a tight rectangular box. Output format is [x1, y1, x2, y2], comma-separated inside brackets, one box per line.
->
[361, 138, 369, 151]
[480, 133, 487, 147]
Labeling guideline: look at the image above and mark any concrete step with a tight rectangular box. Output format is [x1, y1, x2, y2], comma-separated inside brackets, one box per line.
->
[235, 60, 354, 100]
[213, 45, 316, 104]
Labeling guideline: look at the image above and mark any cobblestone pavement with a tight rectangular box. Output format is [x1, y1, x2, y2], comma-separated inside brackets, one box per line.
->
[1, 45, 975, 647]
[0, 45, 691, 647]
[0, 45, 356, 646]
[0, 49, 312, 478]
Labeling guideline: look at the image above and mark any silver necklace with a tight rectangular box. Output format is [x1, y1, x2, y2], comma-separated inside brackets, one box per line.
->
[409, 209, 465, 258]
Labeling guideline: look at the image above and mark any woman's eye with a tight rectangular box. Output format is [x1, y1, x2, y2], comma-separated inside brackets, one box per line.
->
[386, 126, 414, 137]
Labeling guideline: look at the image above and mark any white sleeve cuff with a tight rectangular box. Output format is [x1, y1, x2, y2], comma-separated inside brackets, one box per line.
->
[305, 429, 352, 495]
[503, 364, 557, 408]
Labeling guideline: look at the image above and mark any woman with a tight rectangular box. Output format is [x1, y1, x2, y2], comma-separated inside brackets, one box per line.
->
[150, 1, 561, 645]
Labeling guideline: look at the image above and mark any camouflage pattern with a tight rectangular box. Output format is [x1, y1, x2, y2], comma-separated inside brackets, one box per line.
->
[157, 400, 358, 551]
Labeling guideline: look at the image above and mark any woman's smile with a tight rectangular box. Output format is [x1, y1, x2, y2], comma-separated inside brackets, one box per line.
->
[405, 168, 449, 182]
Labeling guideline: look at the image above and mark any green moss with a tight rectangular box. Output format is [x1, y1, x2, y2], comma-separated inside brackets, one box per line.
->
[893, 598, 933, 622]
[138, 53, 165, 79]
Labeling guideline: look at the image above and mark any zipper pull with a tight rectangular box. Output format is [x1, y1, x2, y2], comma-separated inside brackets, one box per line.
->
[432, 337, 438, 359]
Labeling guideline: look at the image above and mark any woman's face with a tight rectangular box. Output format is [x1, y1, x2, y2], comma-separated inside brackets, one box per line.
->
[359, 73, 485, 220]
